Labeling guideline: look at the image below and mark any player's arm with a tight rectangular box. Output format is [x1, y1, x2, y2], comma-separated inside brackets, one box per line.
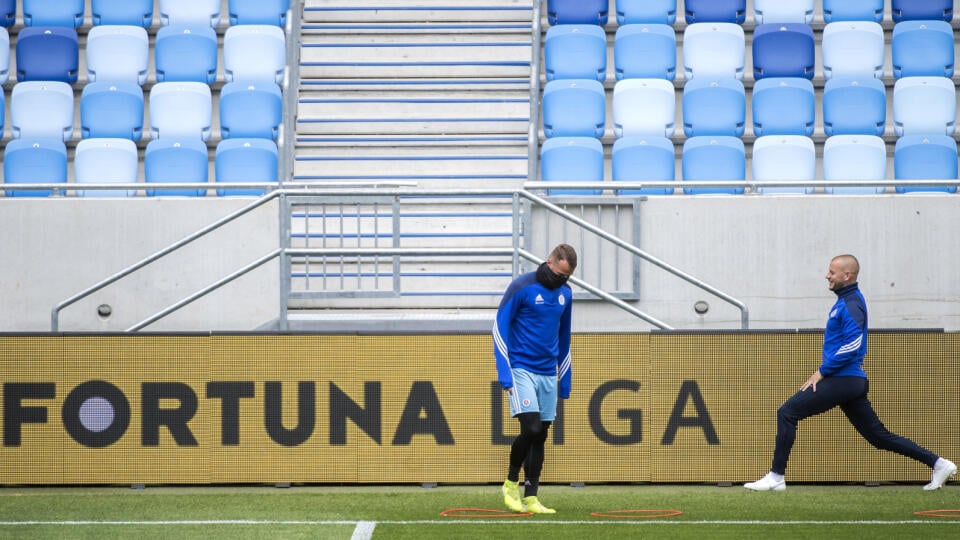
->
[492, 292, 521, 390]
[556, 292, 573, 399]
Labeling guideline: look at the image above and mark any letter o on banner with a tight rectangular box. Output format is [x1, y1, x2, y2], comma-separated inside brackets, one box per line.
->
[62, 380, 131, 448]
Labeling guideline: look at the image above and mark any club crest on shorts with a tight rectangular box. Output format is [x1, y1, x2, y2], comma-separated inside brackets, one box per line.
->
[522, 399, 531, 407]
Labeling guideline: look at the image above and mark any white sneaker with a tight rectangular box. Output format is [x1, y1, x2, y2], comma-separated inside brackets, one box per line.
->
[924, 458, 957, 491]
[744, 472, 786, 492]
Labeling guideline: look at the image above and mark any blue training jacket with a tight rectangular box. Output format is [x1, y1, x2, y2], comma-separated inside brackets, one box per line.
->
[820, 282, 868, 378]
[492, 270, 573, 399]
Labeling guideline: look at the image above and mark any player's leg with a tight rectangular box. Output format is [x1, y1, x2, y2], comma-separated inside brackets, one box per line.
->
[503, 369, 541, 511]
[520, 372, 557, 514]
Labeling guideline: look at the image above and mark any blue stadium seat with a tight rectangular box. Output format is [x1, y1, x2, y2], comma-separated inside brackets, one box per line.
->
[540, 137, 604, 195]
[684, 0, 746, 24]
[85, 25, 149, 85]
[892, 0, 953, 23]
[0, 27, 9, 83]
[223, 24, 286, 84]
[3, 138, 67, 198]
[823, 0, 883, 23]
[611, 136, 675, 195]
[144, 138, 210, 197]
[149, 82, 213, 141]
[15, 26, 79, 83]
[615, 0, 676, 25]
[753, 0, 814, 24]
[892, 20, 955, 79]
[822, 76, 886, 136]
[752, 23, 815, 80]
[0, 0, 13, 27]
[821, 21, 885, 80]
[155, 24, 218, 84]
[10, 81, 73, 141]
[612, 78, 676, 138]
[893, 76, 956, 136]
[543, 24, 607, 82]
[682, 77, 745, 137]
[159, 0, 221, 27]
[80, 82, 144, 141]
[822, 135, 887, 194]
[682, 23, 745, 80]
[614, 24, 676, 80]
[751, 135, 816, 194]
[751, 77, 815, 136]
[215, 139, 279, 196]
[229, 0, 290, 26]
[894, 135, 958, 193]
[91, 0, 153, 27]
[219, 81, 283, 140]
[22, 0, 83, 27]
[681, 136, 745, 194]
[542, 79, 605, 138]
[546, 0, 608, 25]
[74, 138, 139, 197]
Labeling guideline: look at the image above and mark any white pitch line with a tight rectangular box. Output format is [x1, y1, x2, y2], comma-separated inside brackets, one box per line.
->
[350, 520, 377, 540]
[0, 520, 957, 526]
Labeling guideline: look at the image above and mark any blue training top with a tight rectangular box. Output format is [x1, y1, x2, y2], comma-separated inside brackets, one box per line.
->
[820, 282, 868, 378]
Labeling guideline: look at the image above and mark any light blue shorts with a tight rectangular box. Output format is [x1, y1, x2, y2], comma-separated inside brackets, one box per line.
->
[508, 368, 557, 421]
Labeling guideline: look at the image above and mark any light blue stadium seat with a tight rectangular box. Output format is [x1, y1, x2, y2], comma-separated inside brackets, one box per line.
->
[823, 0, 883, 23]
[822, 76, 886, 136]
[614, 24, 676, 81]
[74, 138, 139, 197]
[612, 78, 675, 138]
[540, 137, 604, 195]
[91, 0, 153, 27]
[542, 79, 605, 138]
[751, 77, 815, 136]
[80, 82, 144, 141]
[892, 20, 955, 79]
[220, 81, 283, 140]
[682, 23, 745, 80]
[894, 135, 958, 193]
[149, 82, 213, 141]
[229, 0, 289, 26]
[753, 0, 814, 24]
[892, 0, 953, 23]
[159, 0, 220, 27]
[155, 24, 218, 84]
[615, 0, 676, 25]
[544, 25, 607, 82]
[611, 136, 675, 195]
[22, 0, 83, 27]
[821, 21, 885, 80]
[822, 135, 887, 194]
[893, 76, 956, 136]
[223, 24, 286, 84]
[0, 27, 9, 83]
[85, 25, 149, 85]
[751, 135, 816, 194]
[684, 0, 745, 24]
[144, 138, 209, 197]
[681, 136, 745, 194]
[10, 81, 73, 141]
[546, 0, 608, 25]
[682, 77, 745, 137]
[215, 139, 279, 196]
[0, 0, 14, 27]
[3, 138, 67, 198]
[15, 26, 79, 83]
[752, 23, 815, 80]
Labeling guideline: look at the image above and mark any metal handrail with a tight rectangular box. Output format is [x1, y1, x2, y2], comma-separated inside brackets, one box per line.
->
[526, 0, 542, 184]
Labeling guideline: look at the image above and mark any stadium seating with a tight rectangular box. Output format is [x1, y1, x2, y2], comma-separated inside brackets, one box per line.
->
[752, 135, 816, 194]
[219, 81, 283, 140]
[822, 135, 887, 194]
[144, 138, 210, 197]
[3, 138, 68, 198]
[612, 78, 676, 138]
[15, 26, 79, 83]
[80, 82, 145, 140]
[822, 76, 886, 136]
[891, 0, 953, 23]
[751, 77, 815, 136]
[753, 0, 814, 24]
[74, 138, 139, 197]
[821, 21, 885, 79]
[893, 76, 956, 136]
[613, 24, 676, 80]
[681, 136, 745, 194]
[891, 20, 955, 79]
[894, 135, 959, 193]
[228, 0, 290, 27]
[683, 0, 746, 24]
[541, 79, 605, 138]
[681, 77, 745, 137]
[540, 137, 604, 195]
[546, 0, 608, 26]
[0, 0, 13, 27]
[544, 24, 607, 82]
[85, 25, 150, 85]
[91, 0, 154, 27]
[615, 0, 676, 25]
[751, 23, 815, 80]
[822, 0, 884, 23]
[158, 0, 221, 27]
[148, 82, 213, 141]
[22, 0, 83, 28]
[611, 136, 675, 195]
[215, 139, 279, 196]
[10, 81, 74, 141]
[223, 25, 287, 84]
[155, 24, 219, 84]
[0, 27, 8, 83]
[682, 23, 745, 80]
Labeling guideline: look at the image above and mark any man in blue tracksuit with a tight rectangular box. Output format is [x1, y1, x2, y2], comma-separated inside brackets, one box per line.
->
[493, 243, 576, 514]
[746, 254, 956, 491]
